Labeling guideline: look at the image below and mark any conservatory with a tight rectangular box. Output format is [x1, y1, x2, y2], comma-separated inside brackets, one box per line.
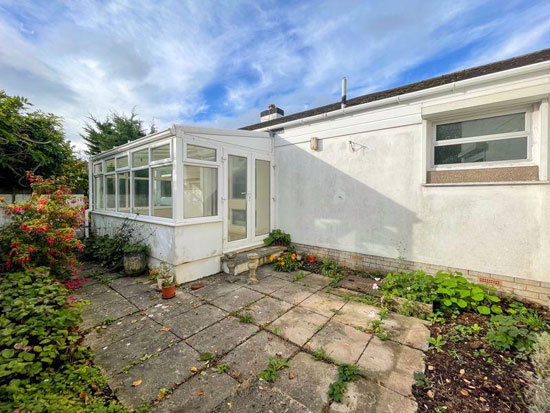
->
[88, 125, 273, 283]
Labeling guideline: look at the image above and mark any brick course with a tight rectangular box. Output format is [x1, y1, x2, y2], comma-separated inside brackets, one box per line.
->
[295, 243, 550, 307]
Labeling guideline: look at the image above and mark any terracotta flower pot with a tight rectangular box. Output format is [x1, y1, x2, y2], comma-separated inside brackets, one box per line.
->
[162, 285, 176, 299]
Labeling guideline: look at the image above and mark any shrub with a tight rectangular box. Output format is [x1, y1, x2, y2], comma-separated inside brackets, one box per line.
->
[84, 220, 149, 271]
[486, 314, 538, 353]
[0, 269, 127, 412]
[526, 333, 550, 412]
[263, 229, 291, 247]
[0, 173, 85, 278]
[382, 270, 502, 315]
[271, 252, 302, 272]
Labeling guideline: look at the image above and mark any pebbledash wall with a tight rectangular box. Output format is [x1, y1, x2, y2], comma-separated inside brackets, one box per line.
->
[245, 55, 550, 306]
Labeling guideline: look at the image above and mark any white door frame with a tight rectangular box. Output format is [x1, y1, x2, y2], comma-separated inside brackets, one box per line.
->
[222, 148, 273, 253]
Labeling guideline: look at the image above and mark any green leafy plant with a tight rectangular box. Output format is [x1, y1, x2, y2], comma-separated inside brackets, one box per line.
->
[258, 356, 289, 382]
[293, 271, 306, 282]
[427, 335, 447, 352]
[122, 244, 150, 254]
[199, 352, 215, 362]
[272, 251, 302, 272]
[366, 319, 389, 341]
[230, 310, 254, 324]
[263, 229, 291, 247]
[486, 315, 537, 353]
[217, 363, 230, 374]
[328, 364, 360, 403]
[413, 371, 430, 388]
[319, 259, 345, 286]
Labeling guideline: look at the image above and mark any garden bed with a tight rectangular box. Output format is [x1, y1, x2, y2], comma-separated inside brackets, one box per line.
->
[414, 304, 550, 412]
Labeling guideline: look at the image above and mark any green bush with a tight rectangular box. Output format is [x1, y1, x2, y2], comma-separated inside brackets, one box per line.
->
[486, 315, 538, 353]
[0, 269, 127, 412]
[382, 270, 502, 315]
[263, 229, 291, 247]
[272, 252, 302, 272]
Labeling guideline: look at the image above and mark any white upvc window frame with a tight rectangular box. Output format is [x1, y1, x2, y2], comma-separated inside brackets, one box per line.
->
[92, 161, 104, 210]
[430, 105, 533, 170]
[115, 153, 129, 171]
[182, 140, 222, 224]
[150, 140, 173, 166]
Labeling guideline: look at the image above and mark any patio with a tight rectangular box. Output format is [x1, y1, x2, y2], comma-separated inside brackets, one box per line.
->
[77, 265, 429, 412]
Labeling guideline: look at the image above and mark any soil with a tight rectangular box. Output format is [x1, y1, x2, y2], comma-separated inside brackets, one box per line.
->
[413, 306, 550, 413]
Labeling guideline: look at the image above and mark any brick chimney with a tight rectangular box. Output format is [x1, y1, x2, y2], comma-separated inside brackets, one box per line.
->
[260, 104, 284, 122]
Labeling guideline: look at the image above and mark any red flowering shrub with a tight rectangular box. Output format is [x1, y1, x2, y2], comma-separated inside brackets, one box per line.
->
[0, 172, 86, 277]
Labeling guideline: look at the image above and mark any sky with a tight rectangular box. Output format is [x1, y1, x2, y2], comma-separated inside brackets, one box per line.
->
[1, 0, 549, 155]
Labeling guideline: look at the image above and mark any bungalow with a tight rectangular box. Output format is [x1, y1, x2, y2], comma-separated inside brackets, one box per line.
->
[89, 48, 550, 306]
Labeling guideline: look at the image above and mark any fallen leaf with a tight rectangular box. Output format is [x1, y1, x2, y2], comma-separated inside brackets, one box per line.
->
[459, 369, 465, 375]
[427, 390, 434, 399]
[132, 380, 143, 387]
[190, 366, 198, 372]
[197, 390, 204, 396]
[428, 365, 434, 371]
[343, 343, 350, 347]
[131, 319, 138, 323]
[288, 372, 296, 380]
[161, 327, 170, 332]
[480, 397, 487, 402]
[496, 384, 502, 390]
[460, 389, 469, 397]
[445, 379, 451, 383]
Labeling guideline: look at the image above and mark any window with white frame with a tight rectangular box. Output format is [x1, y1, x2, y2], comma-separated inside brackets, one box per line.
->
[93, 162, 104, 210]
[433, 111, 529, 166]
[152, 166, 173, 218]
[183, 143, 219, 219]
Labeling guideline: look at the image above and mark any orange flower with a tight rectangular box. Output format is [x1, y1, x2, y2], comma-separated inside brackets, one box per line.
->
[270, 255, 274, 262]
[281, 262, 285, 266]
[277, 257, 282, 261]
[308, 255, 315, 263]
[291, 253, 296, 260]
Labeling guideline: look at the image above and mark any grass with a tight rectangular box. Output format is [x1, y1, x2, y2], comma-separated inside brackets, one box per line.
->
[199, 352, 215, 362]
[217, 363, 230, 374]
[293, 271, 306, 282]
[230, 310, 255, 324]
[313, 347, 334, 363]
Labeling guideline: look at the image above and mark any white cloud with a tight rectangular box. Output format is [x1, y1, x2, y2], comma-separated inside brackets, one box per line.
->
[0, 0, 548, 153]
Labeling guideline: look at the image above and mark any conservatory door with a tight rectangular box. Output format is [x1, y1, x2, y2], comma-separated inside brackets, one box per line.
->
[223, 150, 271, 252]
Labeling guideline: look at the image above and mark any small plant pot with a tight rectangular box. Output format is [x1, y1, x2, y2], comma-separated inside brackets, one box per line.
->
[157, 276, 174, 290]
[123, 252, 147, 276]
[162, 285, 176, 299]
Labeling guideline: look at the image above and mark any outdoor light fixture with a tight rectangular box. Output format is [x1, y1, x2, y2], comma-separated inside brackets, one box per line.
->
[310, 137, 319, 151]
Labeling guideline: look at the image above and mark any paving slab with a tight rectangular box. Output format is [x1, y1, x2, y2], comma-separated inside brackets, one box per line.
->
[163, 304, 228, 339]
[192, 281, 242, 301]
[329, 376, 417, 413]
[93, 327, 180, 377]
[274, 351, 337, 412]
[268, 306, 329, 346]
[155, 371, 239, 412]
[83, 313, 158, 352]
[299, 291, 347, 318]
[381, 313, 431, 351]
[247, 276, 292, 294]
[110, 277, 157, 298]
[212, 380, 310, 413]
[306, 320, 371, 365]
[73, 282, 117, 300]
[356, 336, 424, 397]
[245, 296, 293, 327]
[111, 342, 200, 409]
[221, 330, 298, 382]
[270, 282, 317, 305]
[255, 265, 283, 279]
[145, 291, 203, 324]
[211, 287, 265, 313]
[80, 294, 139, 330]
[332, 301, 381, 329]
[186, 317, 259, 356]
[296, 272, 333, 289]
[271, 270, 310, 283]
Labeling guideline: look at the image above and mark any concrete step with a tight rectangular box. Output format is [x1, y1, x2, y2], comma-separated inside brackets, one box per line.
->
[221, 245, 286, 276]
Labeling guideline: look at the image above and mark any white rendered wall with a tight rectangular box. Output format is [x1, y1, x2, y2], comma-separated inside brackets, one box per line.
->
[273, 68, 550, 283]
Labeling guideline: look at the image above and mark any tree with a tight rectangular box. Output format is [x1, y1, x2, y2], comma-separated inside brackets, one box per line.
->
[0, 91, 77, 190]
[82, 110, 146, 155]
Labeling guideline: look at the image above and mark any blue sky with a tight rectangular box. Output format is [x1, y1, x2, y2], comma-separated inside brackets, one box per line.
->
[1, 0, 549, 153]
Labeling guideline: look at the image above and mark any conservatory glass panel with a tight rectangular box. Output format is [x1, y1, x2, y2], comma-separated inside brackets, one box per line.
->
[187, 144, 216, 162]
[255, 160, 270, 236]
[105, 158, 115, 173]
[117, 172, 130, 212]
[116, 156, 128, 169]
[105, 175, 116, 210]
[152, 166, 172, 218]
[132, 149, 149, 167]
[94, 176, 104, 210]
[184, 166, 218, 219]
[152, 144, 170, 162]
[133, 169, 149, 215]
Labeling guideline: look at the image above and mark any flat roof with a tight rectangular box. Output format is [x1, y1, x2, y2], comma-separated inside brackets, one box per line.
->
[241, 48, 550, 131]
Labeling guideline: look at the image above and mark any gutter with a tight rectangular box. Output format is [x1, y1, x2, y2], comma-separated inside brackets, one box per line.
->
[255, 60, 550, 132]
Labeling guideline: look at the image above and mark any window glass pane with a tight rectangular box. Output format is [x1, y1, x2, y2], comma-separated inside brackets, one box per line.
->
[93, 163, 102, 174]
[116, 156, 128, 169]
[436, 113, 525, 141]
[255, 160, 270, 236]
[133, 169, 149, 215]
[152, 144, 170, 161]
[152, 166, 172, 218]
[434, 137, 528, 165]
[132, 149, 149, 167]
[228, 155, 247, 241]
[187, 144, 216, 161]
[105, 158, 115, 173]
[105, 175, 116, 210]
[94, 176, 104, 209]
[184, 166, 218, 219]
[117, 172, 130, 212]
